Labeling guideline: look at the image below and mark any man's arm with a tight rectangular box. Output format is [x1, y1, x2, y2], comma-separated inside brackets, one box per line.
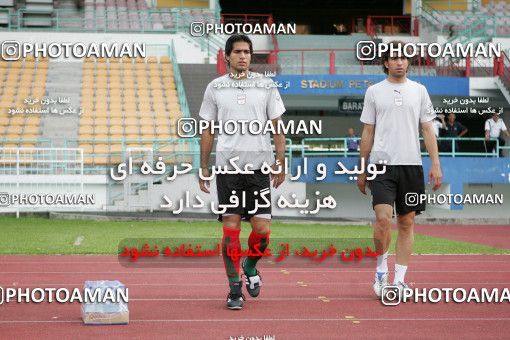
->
[503, 122, 510, 138]
[357, 123, 375, 195]
[199, 125, 214, 193]
[271, 117, 286, 189]
[458, 122, 468, 137]
[422, 121, 442, 191]
[438, 114, 446, 129]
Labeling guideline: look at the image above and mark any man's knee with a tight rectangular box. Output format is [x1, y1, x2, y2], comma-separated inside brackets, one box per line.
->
[223, 215, 241, 229]
[397, 213, 415, 232]
[374, 213, 392, 233]
[250, 217, 271, 235]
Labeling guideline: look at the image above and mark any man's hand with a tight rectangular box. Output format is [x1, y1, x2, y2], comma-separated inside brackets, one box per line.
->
[428, 163, 442, 191]
[270, 160, 285, 189]
[199, 167, 211, 193]
[357, 172, 368, 195]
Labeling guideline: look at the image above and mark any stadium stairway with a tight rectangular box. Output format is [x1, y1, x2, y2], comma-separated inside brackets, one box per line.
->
[40, 62, 82, 147]
[53, 0, 84, 28]
[495, 77, 510, 105]
[179, 63, 217, 118]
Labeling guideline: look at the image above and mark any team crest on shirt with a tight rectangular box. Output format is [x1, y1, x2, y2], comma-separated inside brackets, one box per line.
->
[394, 96, 403, 106]
[237, 94, 246, 105]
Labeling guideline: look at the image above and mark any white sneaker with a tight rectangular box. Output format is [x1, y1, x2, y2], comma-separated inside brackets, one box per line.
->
[395, 281, 410, 299]
[373, 272, 388, 297]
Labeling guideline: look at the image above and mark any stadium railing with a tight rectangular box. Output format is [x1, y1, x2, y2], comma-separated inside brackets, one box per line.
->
[248, 48, 440, 76]
[299, 137, 503, 158]
[501, 51, 510, 90]
[4, 2, 221, 33]
[0, 8, 11, 29]
[366, 15, 414, 36]
[419, 1, 510, 39]
[170, 41, 190, 118]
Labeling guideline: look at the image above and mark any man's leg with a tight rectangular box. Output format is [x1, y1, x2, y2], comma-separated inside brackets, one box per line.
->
[372, 204, 393, 296]
[498, 138, 506, 157]
[373, 204, 393, 264]
[222, 214, 244, 310]
[394, 211, 415, 285]
[242, 216, 270, 297]
[222, 215, 242, 282]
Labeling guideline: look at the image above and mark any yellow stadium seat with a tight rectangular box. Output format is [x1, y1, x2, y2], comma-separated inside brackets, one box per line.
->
[155, 116, 169, 125]
[160, 56, 171, 64]
[125, 126, 139, 135]
[124, 117, 138, 126]
[93, 111, 109, 118]
[109, 125, 123, 134]
[110, 143, 123, 152]
[109, 102, 122, 111]
[147, 56, 158, 64]
[9, 118, 25, 127]
[110, 143, 122, 153]
[23, 126, 39, 134]
[123, 82, 136, 90]
[109, 110, 124, 118]
[79, 133, 94, 140]
[109, 79, 122, 87]
[94, 133, 109, 141]
[79, 125, 94, 134]
[94, 126, 109, 134]
[94, 143, 110, 153]
[156, 132, 173, 140]
[139, 117, 154, 126]
[94, 117, 108, 126]
[79, 143, 94, 153]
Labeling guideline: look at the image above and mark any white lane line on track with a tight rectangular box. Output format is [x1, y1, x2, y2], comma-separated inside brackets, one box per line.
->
[1, 318, 510, 324]
[2, 282, 509, 286]
[1, 270, 510, 274]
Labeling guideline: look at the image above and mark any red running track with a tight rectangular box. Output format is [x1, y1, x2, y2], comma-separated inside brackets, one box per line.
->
[0, 255, 509, 339]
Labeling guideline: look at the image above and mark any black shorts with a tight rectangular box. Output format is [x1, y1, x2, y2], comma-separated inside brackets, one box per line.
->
[368, 165, 425, 216]
[216, 170, 271, 221]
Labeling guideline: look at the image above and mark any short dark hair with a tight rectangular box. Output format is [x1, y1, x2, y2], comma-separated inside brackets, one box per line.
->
[225, 34, 253, 56]
[381, 40, 411, 75]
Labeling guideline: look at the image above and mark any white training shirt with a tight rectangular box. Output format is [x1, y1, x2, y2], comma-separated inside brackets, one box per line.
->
[484, 118, 507, 138]
[199, 72, 286, 169]
[360, 78, 435, 165]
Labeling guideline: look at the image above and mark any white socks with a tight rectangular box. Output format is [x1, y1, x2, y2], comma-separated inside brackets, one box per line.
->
[376, 253, 409, 284]
[376, 251, 389, 273]
[394, 263, 408, 284]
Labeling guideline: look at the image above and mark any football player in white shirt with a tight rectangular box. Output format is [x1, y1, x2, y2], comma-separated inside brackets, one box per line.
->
[198, 34, 286, 310]
[357, 41, 442, 297]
